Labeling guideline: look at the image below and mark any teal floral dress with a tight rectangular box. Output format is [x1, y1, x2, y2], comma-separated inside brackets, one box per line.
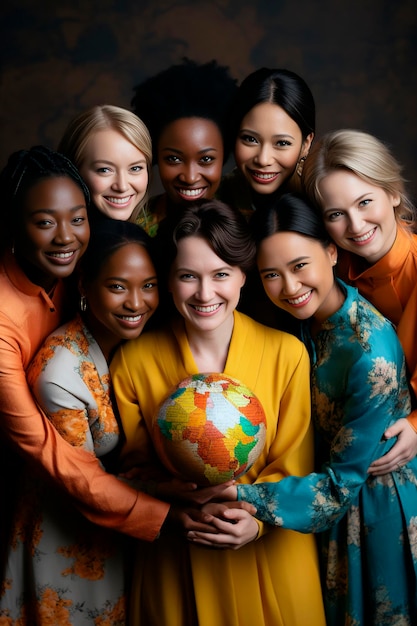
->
[238, 282, 417, 625]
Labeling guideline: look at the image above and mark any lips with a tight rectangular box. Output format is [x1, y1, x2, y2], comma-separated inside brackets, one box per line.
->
[286, 290, 312, 306]
[191, 303, 221, 313]
[45, 250, 78, 264]
[104, 195, 133, 206]
[249, 169, 279, 184]
[350, 227, 376, 244]
[176, 187, 207, 200]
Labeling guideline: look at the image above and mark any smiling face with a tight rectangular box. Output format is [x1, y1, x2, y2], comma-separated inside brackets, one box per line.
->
[82, 242, 158, 359]
[234, 102, 313, 195]
[16, 176, 90, 291]
[157, 117, 224, 205]
[318, 169, 400, 265]
[79, 128, 149, 220]
[258, 231, 342, 324]
[169, 236, 245, 336]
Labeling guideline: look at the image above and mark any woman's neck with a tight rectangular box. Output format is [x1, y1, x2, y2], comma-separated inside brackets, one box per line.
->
[184, 315, 235, 373]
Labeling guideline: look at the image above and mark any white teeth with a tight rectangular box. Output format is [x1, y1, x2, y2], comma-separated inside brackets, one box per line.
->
[49, 252, 74, 259]
[287, 291, 312, 305]
[193, 304, 220, 313]
[119, 315, 142, 322]
[179, 188, 204, 197]
[254, 172, 276, 180]
[107, 196, 131, 204]
[352, 228, 375, 243]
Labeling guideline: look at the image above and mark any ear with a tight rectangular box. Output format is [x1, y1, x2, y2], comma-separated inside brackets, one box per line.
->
[240, 271, 247, 289]
[391, 191, 401, 209]
[301, 132, 314, 158]
[328, 242, 338, 267]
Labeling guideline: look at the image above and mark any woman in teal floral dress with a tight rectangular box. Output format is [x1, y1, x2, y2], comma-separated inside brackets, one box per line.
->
[189, 194, 417, 625]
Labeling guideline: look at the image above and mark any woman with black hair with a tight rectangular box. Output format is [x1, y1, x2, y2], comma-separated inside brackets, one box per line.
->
[218, 67, 315, 217]
[131, 58, 238, 235]
[0, 147, 171, 622]
[189, 194, 417, 626]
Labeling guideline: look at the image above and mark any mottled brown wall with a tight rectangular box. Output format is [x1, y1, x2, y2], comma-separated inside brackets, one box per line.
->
[1, 0, 416, 198]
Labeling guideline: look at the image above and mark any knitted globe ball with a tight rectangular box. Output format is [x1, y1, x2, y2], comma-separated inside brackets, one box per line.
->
[153, 372, 267, 486]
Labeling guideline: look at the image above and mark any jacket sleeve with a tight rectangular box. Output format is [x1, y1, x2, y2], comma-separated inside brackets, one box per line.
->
[0, 317, 169, 541]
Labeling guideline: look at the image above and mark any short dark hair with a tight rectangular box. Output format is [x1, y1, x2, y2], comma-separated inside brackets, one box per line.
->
[157, 198, 256, 277]
[131, 58, 238, 163]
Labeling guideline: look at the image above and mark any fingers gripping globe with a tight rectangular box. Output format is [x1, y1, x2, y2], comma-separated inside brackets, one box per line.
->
[153, 373, 267, 486]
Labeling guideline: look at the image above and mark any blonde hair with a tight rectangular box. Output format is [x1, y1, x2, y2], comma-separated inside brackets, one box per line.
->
[58, 105, 152, 222]
[302, 129, 416, 230]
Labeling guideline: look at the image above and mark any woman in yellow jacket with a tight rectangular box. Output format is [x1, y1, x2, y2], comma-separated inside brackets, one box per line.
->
[111, 199, 326, 626]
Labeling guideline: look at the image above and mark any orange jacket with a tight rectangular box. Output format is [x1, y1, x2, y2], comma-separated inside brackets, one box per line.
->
[337, 227, 417, 430]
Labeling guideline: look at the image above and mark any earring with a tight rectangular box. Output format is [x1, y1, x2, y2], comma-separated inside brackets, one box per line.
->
[80, 295, 87, 312]
[296, 156, 306, 177]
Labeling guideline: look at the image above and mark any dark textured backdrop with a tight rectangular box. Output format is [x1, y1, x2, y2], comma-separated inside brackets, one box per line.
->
[1, 0, 416, 199]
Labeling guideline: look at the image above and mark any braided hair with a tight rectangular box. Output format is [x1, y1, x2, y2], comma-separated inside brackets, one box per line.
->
[0, 145, 90, 251]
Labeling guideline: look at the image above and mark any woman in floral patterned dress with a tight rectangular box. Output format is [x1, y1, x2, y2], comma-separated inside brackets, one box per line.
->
[2, 219, 159, 624]
[189, 194, 417, 626]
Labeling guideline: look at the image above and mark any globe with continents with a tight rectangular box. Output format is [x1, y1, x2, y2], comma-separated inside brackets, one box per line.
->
[153, 372, 267, 486]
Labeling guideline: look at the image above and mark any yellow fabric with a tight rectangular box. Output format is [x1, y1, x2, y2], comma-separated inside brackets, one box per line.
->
[111, 311, 326, 626]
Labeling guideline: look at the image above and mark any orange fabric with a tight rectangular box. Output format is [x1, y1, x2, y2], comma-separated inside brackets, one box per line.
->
[0, 252, 169, 545]
[337, 227, 417, 415]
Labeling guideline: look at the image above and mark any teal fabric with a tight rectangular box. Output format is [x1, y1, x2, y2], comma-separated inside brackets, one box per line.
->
[238, 282, 417, 625]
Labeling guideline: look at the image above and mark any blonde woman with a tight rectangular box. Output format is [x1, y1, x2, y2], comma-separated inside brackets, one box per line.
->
[303, 128, 417, 474]
[59, 104, 152, 222]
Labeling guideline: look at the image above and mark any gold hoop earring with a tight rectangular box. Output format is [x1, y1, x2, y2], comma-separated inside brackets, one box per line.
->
[296, 156, 306, 177]
[80, 295, 87, 312]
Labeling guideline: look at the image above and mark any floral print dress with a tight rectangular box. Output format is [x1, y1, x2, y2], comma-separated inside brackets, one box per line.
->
[0, 315, 127, 625]
[238, 282, 417, 626]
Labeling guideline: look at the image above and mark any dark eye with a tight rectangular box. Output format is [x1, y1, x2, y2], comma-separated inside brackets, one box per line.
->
[294, 262, 307, 270]
[200, 155, 215, 164]
[263, 272, 279, 279]
[165, 155, 182, 164]
[275, 139, 292, 147]
[240, 133, 258, 144]
[143, 281, 158, 290]
[131, 165, 144, 173]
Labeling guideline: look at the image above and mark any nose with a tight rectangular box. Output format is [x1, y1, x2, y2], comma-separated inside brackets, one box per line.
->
[254, 143, 274, 167]
[282, 274, 301, 296]
[54, 221, 75, 244]
[178, 162, 201, 184]
[347, 211, 365, 234]
[124, 288, 143, 311]
[112, 170, 129, 192]
[195, 278, 213, 301]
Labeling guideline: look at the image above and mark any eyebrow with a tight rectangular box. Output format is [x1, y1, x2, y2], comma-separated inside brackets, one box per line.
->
[30, 204, 87, 215]
[91, 158, 147, 167]
[161, 146, 219, 154]
[106, 274, 158, 282]
[259, 256, 311, 272]
[240, 127, 296, 140]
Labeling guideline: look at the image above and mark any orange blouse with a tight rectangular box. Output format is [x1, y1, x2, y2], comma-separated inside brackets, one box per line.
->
[337, 226, 417, 430]
[0, 252, 169, 548]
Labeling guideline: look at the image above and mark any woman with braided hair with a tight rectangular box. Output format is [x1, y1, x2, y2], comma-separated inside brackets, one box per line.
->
[0, 146, 172, 623]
